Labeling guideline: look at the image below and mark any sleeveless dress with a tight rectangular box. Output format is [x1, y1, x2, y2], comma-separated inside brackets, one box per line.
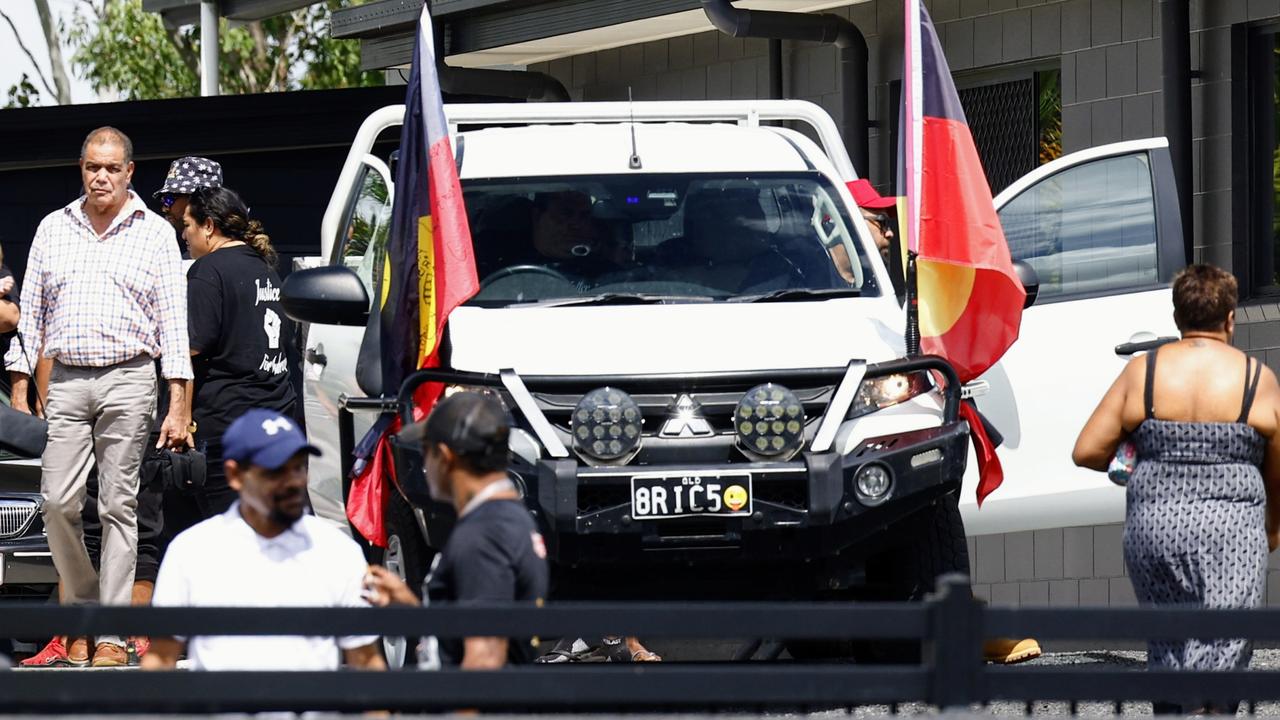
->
[1124, 346, 1268, 671]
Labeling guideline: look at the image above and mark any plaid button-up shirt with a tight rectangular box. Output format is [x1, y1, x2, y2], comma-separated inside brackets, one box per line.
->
[5, 192, 193, 380]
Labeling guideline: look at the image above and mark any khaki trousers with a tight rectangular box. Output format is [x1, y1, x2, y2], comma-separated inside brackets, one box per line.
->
[41, 356, 156, 607]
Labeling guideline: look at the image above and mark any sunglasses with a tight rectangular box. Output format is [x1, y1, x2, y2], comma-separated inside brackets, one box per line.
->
[160, 194, 178, 210]
[863, 212, 892, 231]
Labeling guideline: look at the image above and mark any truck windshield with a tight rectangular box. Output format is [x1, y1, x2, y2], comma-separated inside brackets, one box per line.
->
[462, 172, 880, 306]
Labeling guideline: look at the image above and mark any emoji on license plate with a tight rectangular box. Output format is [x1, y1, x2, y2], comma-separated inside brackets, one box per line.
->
[630, 473, 752, 519]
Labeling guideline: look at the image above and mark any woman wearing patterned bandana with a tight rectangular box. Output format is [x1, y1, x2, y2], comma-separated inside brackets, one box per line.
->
[153, 156, 223, 232]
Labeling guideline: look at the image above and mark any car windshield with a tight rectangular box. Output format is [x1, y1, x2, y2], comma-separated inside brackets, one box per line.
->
[463, 172, 880, 307]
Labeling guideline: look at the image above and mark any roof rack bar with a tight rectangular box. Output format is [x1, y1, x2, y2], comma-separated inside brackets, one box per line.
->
[444, 100, 857, 181]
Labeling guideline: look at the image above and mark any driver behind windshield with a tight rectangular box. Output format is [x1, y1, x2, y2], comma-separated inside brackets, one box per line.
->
[530, 191, 626, 277]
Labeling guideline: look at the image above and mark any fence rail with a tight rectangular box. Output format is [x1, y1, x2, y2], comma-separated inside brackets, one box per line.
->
[5, 574, 1280, 714]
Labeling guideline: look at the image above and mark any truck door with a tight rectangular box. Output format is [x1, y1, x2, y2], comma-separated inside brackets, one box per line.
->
[959, 138, 1184, 535]
[300, 156, 394, 530]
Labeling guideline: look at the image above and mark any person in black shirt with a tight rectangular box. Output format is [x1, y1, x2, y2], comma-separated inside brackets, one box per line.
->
[174, 186, 297, 531]
[0, 248, 21, 365]
[362, 392, 548, 668]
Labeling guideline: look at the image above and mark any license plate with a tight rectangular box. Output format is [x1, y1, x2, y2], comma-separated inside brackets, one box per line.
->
[630, 474, 752, 520]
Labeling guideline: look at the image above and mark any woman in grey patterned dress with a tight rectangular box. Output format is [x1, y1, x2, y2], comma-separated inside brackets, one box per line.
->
[1074, 265, 1280, 714]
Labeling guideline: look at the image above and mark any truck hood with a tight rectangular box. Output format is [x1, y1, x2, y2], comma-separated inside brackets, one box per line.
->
[447, 298, 907, 376]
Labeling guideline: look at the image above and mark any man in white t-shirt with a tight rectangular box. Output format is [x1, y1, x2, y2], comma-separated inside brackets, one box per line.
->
[142, 409, 385, 672]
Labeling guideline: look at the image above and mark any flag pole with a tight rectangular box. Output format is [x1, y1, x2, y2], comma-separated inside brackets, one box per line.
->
[904, 250, 920, 356]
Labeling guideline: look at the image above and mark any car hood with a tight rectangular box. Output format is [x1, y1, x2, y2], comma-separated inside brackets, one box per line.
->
[447, 298, 907, 376]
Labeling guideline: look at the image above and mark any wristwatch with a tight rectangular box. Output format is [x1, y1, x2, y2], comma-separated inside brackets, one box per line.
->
[187, 421, 198, 434]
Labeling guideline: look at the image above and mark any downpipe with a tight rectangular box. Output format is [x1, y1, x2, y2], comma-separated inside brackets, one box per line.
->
[701, 0, 870, 176]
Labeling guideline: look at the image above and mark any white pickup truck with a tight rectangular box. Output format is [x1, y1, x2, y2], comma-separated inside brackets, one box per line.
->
[280, 100, 1182, 628]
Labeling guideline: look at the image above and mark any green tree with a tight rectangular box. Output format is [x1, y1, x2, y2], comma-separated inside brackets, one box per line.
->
[4, 74, 41, 108]
[65, 0, 379, 102]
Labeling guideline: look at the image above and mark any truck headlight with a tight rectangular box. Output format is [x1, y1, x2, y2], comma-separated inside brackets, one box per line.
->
[571, 387, 643, 462]
[847, 372, 933, 419]
[735, 383, 806, 459]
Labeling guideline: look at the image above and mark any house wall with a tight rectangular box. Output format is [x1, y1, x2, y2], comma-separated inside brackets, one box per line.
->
[528, 0, 1280, 607]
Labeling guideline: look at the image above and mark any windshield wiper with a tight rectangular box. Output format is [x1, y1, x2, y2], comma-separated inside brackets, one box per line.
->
[520, 293, 715, 308]
[731, 287, 863, 303]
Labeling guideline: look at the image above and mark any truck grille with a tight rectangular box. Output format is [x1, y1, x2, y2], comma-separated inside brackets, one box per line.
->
[0, 499, 38, 539]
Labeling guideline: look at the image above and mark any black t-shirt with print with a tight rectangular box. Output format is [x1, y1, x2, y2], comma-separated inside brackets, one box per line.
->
[187, 245, 296, 438]
[423, 498, 549, 666]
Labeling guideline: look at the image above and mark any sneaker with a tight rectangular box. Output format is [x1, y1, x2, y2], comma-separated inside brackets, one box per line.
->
[18, 637, 70, 668]
[982, 637, 1042, 664]
[534, 637, 593, 664]
[589, 636, 634, 663]
[90, 642, 128, 668]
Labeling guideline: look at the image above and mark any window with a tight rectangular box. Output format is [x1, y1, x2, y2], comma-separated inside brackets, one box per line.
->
[335, 162, 393, 299]
[460, 172, 880, 306]
[890, 66, 1062, 197]
[1245, 26, 1280, 296]
[998, 153, 1160, 300]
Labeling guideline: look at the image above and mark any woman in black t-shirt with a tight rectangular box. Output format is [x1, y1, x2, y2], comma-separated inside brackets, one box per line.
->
[175, 187, 297, 526]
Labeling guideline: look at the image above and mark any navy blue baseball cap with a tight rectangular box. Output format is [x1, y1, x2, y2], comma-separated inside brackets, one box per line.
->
[222, 409, 320, 470]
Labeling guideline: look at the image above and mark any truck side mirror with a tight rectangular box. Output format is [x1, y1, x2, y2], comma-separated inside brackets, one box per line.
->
[1013, 260, 1039, 309]
[281, 266, 370, 326]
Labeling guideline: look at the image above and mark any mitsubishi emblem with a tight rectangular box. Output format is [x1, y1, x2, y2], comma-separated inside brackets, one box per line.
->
[660, 394, 714, 438]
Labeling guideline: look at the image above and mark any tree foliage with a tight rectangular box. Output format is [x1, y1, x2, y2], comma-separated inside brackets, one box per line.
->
[5, 74, 41, 108]
[63, 0, 379, 102]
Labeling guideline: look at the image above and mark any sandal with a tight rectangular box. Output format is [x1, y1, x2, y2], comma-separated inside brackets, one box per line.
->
[631, 649, 662, 662]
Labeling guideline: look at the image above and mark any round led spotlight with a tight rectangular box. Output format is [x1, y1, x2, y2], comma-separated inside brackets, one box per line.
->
[571, 387, 643, 462]
[734, 383, 806, 459]
[855, 463, 893, 506]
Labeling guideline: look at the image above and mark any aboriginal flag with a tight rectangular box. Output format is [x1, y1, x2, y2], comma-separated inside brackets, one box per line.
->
[902, 1, 1024, 505]
[347, 5, 479, 546]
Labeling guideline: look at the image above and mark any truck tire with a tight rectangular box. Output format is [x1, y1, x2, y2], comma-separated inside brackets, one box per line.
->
[785, 494, 969, 662]
[381, 490, 433, 669]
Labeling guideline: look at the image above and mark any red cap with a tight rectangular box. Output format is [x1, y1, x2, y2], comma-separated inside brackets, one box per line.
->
[846, 179, 898, 209]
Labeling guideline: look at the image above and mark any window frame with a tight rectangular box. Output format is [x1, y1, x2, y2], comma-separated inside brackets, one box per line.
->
[330, 154, 395, 267]
[1242, 23, 1280, 300]
[991, 140, 1183, 305]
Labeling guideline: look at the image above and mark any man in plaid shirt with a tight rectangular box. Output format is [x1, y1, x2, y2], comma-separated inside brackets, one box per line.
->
[6, 127, 193, 668]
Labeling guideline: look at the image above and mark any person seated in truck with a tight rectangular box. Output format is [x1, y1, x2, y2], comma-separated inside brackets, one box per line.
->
[656, 187, 816, 294]
[529, 190, 629, 278]
[475, 191, 625, 284]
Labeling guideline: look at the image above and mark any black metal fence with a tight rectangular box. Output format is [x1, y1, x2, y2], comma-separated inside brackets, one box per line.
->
[6, 574, 1280, 713]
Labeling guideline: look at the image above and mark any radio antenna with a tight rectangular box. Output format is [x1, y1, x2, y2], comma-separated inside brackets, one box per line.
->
[627, 86, 643, 170]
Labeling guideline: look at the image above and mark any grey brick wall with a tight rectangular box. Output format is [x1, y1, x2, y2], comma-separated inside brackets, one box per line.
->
[969, 523, 1280, 608]
[529, 0, 1280, 607]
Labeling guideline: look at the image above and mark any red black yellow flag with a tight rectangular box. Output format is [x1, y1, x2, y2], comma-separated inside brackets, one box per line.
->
[902, 1, 1025, 505]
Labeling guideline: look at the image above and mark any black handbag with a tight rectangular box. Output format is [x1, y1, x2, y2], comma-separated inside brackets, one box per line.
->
[0, 333, 47, 458]
[143, 445, 208, 494]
